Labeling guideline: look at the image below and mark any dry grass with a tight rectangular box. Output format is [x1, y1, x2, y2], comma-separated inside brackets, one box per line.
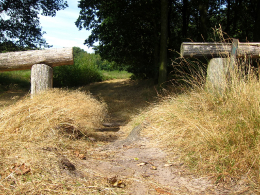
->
[0, 89, 109, 194]
[125, 61, 260, 191]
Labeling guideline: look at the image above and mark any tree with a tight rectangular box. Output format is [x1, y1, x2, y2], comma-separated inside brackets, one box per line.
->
[0, 0, 68, 51]
[76, 0, 260, 82]
[253, 0, 260, 41]
[76, 0, 162, 79]
[158, 0, 169, 85]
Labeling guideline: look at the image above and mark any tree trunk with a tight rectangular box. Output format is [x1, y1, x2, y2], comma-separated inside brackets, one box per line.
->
[182, 0, 188, 38]
[158, 0, 169, 86]
[31, 64, 53, 95]
[253, 0, 260, 41]
[225, 0, 231, 34]
[198, 0, 209, 41]
[0, 47, 73, 72]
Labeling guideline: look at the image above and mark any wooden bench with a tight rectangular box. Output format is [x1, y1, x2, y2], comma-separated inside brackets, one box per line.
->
[181, 39, 260, 93]
[0, 48, 73, 95]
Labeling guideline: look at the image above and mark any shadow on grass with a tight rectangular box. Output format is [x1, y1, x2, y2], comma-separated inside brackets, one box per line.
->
[0, 71, 31, 93]
[0, 72, 30, 109]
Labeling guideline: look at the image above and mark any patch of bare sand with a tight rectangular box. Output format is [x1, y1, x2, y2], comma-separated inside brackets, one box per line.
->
[76, 131, 221, 194]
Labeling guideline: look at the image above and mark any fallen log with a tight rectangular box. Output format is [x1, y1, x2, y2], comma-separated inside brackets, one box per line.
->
[181, 42, 260, 58]
[0, 47, 73, 72]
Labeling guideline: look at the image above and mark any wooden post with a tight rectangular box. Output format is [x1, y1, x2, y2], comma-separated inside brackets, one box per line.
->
[228, 39, 239, 78]
[31, 64, 53, 95]
[206, 39, 238, 94]
[207, 58, 229, 94]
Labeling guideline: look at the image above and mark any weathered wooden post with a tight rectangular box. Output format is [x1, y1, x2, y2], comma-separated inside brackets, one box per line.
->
[206, 39, 239, 93]
[0, 47, 74, 95]
[31, 64, 53, 95]
[181, 40, 260, 93]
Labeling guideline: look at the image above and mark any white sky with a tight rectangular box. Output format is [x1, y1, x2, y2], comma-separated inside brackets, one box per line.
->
[39, 0, 95, 53]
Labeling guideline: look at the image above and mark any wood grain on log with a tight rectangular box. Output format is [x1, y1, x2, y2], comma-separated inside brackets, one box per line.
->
[31, 64, 53, 95]
[181, 42, 260, 58]
[0, 47, 73, 72]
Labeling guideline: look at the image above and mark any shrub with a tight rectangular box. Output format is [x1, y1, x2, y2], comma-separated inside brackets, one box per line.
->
[53, 47, 103, 87]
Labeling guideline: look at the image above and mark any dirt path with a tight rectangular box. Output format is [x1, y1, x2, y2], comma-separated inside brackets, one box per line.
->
[81, 79, 157, 123]
[75, 79, 233, 194]
[78, 132, 219, 194]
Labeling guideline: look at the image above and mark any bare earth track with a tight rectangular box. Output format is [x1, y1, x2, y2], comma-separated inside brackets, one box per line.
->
[78, 79, 238, 194]
[0, 79, 248, 194]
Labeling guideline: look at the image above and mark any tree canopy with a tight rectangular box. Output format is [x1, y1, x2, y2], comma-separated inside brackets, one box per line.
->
[0, 0, 68, 51]
[76, 0, 260, 82]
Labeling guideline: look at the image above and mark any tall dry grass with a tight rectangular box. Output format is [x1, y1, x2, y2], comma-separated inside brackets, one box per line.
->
[0, 89, 107, 194]
[134, 57, 260, 190]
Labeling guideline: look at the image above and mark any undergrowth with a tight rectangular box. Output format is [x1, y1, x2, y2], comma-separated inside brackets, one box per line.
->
[0, 70, 31, 92]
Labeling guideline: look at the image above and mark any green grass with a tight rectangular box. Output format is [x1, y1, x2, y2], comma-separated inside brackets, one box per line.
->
[0, 70, 31, 92]
[101, 70, 132, 80]
[0, 68, 132, 93]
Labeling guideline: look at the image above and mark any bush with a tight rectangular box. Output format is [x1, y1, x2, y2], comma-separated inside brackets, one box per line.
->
[0, 70, 31, 92]
[53, 47, 103, 87]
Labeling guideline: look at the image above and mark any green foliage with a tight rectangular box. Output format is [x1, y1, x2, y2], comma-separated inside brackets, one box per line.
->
[101, 70, 132, 80]
[76, 0, 260, 80]
[76, 0, 161, 79]
[0, 0, 68, 51]
[0, 70, 31, 92]
[0, 47, 131, 90]
[53, 47, 103, 87]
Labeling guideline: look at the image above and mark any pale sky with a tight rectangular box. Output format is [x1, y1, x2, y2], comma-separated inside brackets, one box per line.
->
[39, 0, 95, 53]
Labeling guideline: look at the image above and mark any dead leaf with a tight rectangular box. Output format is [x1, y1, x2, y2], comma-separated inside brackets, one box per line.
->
[151, 166, 157, 170]
[137, 162, 147, 166]
[108, 176, 125, 188]
[10, 163, 31, 175]
[113, 180, 126, 188]
[155, 187, 171, 195]
[108, 176, 117, 185]
[78, 153, 86, 160]
[74, 150, 80, 157]
[74, 150, 86, 160]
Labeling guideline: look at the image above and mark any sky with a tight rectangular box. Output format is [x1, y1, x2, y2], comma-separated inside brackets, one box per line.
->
[39, 0, 95, 53]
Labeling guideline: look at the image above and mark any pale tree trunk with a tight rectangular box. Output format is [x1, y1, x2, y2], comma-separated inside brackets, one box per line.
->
[158, 0, 169, 86]
[31, 64, 53, 95]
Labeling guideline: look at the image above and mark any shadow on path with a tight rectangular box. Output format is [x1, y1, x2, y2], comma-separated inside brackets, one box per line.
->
[80, 79, 158, 123]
